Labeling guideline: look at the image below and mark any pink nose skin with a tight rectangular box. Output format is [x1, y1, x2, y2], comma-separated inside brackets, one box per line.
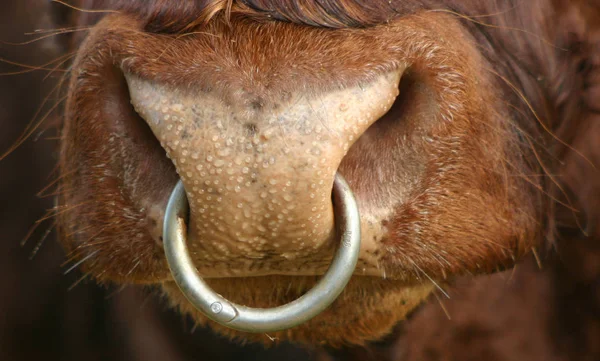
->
[126, 71, 402, 278]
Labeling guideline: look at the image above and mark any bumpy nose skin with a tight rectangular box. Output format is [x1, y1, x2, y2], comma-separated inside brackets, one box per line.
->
[162, 173, 362, 333]
[126, 71, 401, 277]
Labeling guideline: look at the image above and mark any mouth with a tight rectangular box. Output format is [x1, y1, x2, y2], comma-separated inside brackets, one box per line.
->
[124, 68, 407, 279]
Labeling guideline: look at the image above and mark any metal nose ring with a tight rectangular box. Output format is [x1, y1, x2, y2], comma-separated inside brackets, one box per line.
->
[163, 173, 361, 333]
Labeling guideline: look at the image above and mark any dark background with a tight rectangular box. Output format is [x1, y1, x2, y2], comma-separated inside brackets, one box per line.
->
[0, 2, 598, 361]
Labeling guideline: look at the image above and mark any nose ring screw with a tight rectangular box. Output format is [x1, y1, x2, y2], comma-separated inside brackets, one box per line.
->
[162, 173, 361, 333]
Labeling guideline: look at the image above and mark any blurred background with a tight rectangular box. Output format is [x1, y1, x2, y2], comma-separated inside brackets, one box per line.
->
[0, 1, 598, 361]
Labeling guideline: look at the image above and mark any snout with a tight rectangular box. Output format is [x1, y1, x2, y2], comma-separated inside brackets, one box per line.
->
[126, 71, 402, 277]
[58, 10, 539, 345]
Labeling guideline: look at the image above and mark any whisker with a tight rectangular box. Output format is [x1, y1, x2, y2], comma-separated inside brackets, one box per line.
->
[36, 201, 90, 223]
[191, 322, 201, 334]
[20, 209, 54, 247]
[531, 247, 543, 270]
[502, 102, 563, 162]
[428, 9, 565, 51]
[409, 259, 450, 299]
[67, 272, 91, 291]
[1, 28, 91, 46]
[0, 52, 75, 75]
[0, 93, 67, 161]
[38, 185, 69, 198]
[76, 239, 112, 248]
[502, 150, 580, 212]
[433, 290, 452, 320]
[126, 260, 142, 277]
[37, 168, 77, 198]
[25, 26, 88, 36]
[51, 0, 119, 14]
[265, 334, 279, 342]
[43, 53, 76, 81]
[40, 136, 63, 141]
[507, 263, 518, 283]
[63, 250, 99, 276]
[64, 224, 95, 238]
[61, 226, 108, 261]
[486, 67, 597, 171]
[28, 220, 57, 260]
[523, 132, 586, 233]
[460, 4, 520, 19]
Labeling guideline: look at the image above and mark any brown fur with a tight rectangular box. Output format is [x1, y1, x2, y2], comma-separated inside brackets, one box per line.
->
[47, 0, 600, 350]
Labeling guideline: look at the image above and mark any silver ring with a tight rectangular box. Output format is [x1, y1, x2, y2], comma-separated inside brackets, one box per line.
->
[163, 173, 361, 333]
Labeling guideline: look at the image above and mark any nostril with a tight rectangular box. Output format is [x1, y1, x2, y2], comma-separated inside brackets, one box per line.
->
[350, 69, 439, 142]
[100, 66, 179, 187]
[102, 67, 162, 150]
[340, 68, 440, 216]
[86, 66, 180, 248]
[95, 67, 152, 149]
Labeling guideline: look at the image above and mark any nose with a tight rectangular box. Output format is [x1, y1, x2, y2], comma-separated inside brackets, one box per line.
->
[126, 71, 401, 277]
